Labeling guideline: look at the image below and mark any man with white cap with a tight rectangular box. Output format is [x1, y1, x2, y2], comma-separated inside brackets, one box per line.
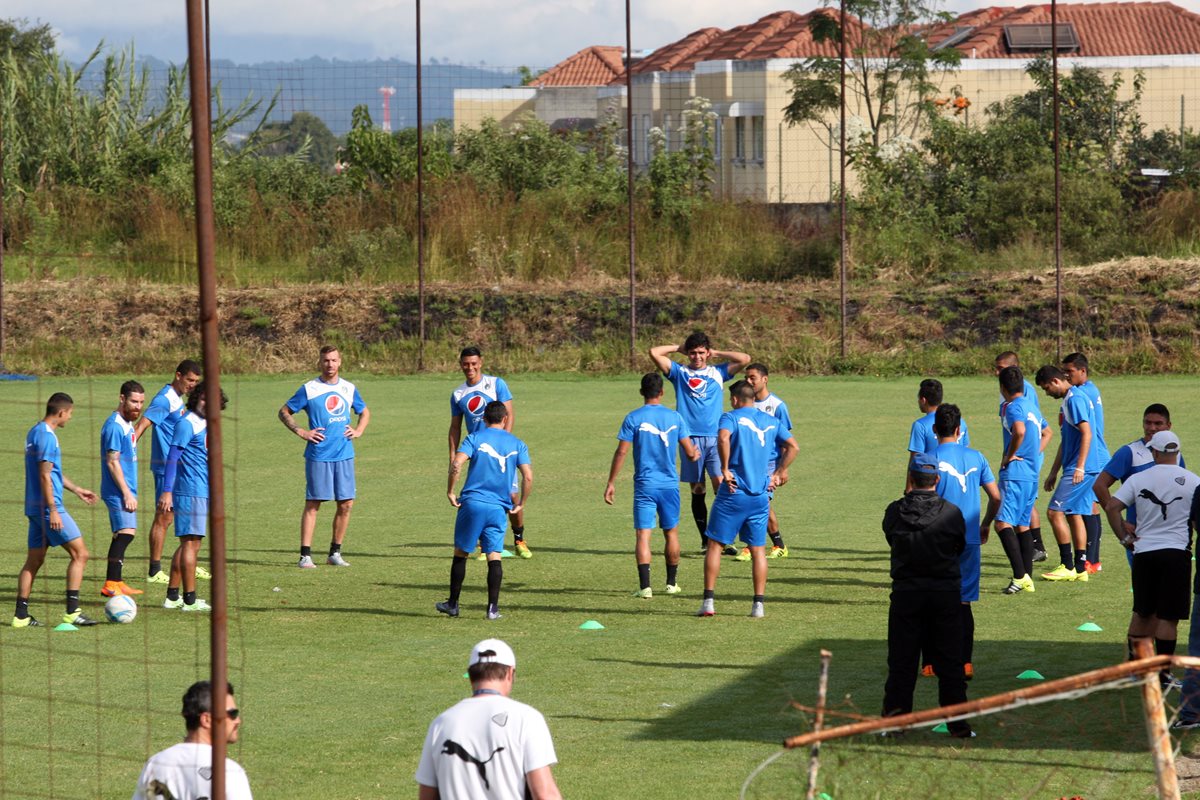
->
[1104, 430, 1200, 692]
[416, 639, 561, 800]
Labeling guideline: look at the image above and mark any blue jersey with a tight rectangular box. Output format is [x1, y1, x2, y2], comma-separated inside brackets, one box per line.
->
[753, 392, 793, 463]
[719, 407, 791, 496]
[458, 427, 530, 509]
[934, 441, 995, 545]
[667, 361, 732, 437]
[1000, 395, 1043, 483]
[286, 377, 367, 462]
[451, 375, 513, 434]
[908, 410, 969, 455]
[169, 412, 210, 498]
[1102, 438, 1187, 526]
[143, 384, 186, 475]
[1077, 380, 1108, 453]
[1059, 388, 1109, 474]
[100, 412, 138, 501]
[618, 404, 691, 489]
[24, 421, 65, 516]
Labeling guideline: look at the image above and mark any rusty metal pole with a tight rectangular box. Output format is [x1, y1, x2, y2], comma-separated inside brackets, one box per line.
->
[1134, 638, 1181, 800]
[0, 113, 6, 373]
[626, 0, 637, 369]
[185, 1, 229, 795]
[805, 650, 833, 800]
[416, 0, 426, 371]
[838, 0, 848, 359]
[1052, 0, 1063, 359]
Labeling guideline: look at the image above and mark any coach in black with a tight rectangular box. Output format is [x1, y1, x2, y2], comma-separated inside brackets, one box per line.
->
[881, 452, 974, 738]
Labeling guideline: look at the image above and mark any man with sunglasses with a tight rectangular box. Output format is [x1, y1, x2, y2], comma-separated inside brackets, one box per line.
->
[133, 680, 252, 799]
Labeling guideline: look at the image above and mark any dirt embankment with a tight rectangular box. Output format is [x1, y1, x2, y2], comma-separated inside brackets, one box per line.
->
[6, 258, 1200, 375]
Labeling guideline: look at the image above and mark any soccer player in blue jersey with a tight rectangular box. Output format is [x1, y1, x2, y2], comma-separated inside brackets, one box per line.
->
[133, 359, 202, 584]
[697, 381, 798, 618]
[906, 379, 969, 491]
[448, 346, 531, 558]
[650, 332, 750, 554]
[1062, 352, 1109, 571]
[741, 363, 793, 560]
[994, 351, 1051, 562]
[440, 401, 533, 620]
[1036, 365, 1109, 582]
[100, 380, 146, 598]
[14, 393, 99, 628]
[604, 373, 700, 598]
[279, 345, 371, 568]
[994, 366, 1052, 595]
[931, 405, 999, 678]
[159, 383, 228, 612]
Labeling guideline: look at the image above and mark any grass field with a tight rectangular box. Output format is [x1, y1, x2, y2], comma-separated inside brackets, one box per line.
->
[2, 372, 1200, 799]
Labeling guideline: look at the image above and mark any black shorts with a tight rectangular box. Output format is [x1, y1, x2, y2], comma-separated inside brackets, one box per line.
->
[1131, 549, 1192, 621]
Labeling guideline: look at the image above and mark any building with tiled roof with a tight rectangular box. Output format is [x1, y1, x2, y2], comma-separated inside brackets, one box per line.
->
[527, 45, 626, 87]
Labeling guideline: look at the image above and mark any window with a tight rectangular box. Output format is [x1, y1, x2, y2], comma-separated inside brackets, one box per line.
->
[734, 117, 746, 161]
[751, 116, 764, 163]
[631, 114, 640, 164]
[642, 114, 651, 163]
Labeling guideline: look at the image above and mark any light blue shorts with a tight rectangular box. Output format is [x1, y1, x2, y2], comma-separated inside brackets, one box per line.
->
[1049, 472, 1098, 516]
[454, 501, 508, 554]
[104, 496, 138, 533]
[27, 510, 82, 549]
[680, 436, 721, 484]
[306, 459, 356, 502]
[707, 487, 769, 547]
[174, 494, 208, 538]
[997, 478, 1037, 528]
[633, 485, 681, 531]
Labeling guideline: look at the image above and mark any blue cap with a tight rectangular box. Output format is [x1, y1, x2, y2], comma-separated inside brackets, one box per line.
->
[910, 453, 939, 473]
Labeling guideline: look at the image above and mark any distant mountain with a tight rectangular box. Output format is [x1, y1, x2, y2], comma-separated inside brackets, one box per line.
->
[75, 55, 527, 136]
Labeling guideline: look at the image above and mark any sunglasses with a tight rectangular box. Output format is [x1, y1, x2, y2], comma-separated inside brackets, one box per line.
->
[206, 708, 240, 719]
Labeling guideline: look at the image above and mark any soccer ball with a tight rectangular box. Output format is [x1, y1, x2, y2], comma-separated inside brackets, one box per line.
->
[104, 594, 138, 624]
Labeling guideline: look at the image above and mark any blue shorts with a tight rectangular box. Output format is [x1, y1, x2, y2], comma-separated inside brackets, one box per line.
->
[959, 545, 981, 603]
[306, 459, 356, 502]
[633, 485, 680, 531]
[997, 478, 1037, 528]
[154, 471, 167, 502]
[707, 487, 770, 547]
[104, 496, 138, 533]
[1048, 472, 1098, 516]
[680, 436, 721, 484]
[454, 500, 508, 554]
[27, 510, 82, 549]
[174, 494, 208, 538]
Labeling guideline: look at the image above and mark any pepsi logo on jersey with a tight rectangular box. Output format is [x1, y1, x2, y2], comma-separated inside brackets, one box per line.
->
[467, 395, 487, 415]
[325, 394, 347, 415]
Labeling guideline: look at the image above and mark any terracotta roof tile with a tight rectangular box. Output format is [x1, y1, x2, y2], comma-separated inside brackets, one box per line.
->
[528, 45, 626, 87]
[623, 27, 726, 79]
[691, 10, 855, 63]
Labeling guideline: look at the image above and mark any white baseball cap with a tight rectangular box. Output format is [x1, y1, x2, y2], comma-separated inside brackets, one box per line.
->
[469, 639, 516, 669]
[1148, 430, 1181, 453]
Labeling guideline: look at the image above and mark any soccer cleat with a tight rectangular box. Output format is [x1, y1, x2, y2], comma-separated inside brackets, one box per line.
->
[1085, 561, 1102, 574]
[297, 555, 316, 569]
[476, 549, 487, 562]
[486, 604, 502, 621]
[1073, 569, 1089, 583]
[1018, 575, 1036, 593]
[721, 544, 740, 557]
[435, 601, 459, 618]
[515, 541, 532, 559]
[162, 597, 184, 609]
[145, 571, 169, 585]
[634, 587, 653, 599]
[194, 566, 212, 580]
[1002, 579, 1024, 595]
[182, 599, 212, 612]
[664, 584, 682, 595]
[63, 610, 100, 626]
[1032, 549, 1048, 563]
[749, 601, 764, 618]
[768, 546, 789, 559]
[11, 615, 41, 628]
[1172, 717, 1200, 730]
[735, 548, 751, 562]
[696, 598, 715, 617]
[948, 728, 977, 739]
[965, 662, 974, 680]
[1041, 564, 1078, 581]
[326, 552, 351, 567]
[101, 581, 144, 597]
[921, 664, 936, 678]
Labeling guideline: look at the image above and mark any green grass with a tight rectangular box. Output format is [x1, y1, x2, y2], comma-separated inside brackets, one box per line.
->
[1, 374, 1199, 799]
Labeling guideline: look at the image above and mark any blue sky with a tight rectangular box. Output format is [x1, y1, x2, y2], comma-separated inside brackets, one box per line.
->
[17, 0, 1200, 68]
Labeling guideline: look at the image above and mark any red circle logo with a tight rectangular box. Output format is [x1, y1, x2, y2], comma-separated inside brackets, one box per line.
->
[466, 396, 486, 415]
[325, 395, 347, 415]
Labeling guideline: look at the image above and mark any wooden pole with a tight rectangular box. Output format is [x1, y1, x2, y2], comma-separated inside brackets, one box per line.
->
[838, 0, 848, 359]
[625, 0, 637, 369]
[1134, 638, 1181, 800]
[416, 0, 426, 371]
[805, 650, 833, 800]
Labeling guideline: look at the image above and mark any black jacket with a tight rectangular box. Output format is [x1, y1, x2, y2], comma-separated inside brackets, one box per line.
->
[882, 489, 966, 593]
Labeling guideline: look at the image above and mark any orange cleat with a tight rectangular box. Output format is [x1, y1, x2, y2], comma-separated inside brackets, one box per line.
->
[101, 580, 144, 597]
[921, 664, 936, 677]
[965, 662, 974, 680]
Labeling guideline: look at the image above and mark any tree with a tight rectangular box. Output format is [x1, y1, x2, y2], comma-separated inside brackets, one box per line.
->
[782, 0, 961, 147]
[252, 111, 340, 170]
[0, 18, 54, 64]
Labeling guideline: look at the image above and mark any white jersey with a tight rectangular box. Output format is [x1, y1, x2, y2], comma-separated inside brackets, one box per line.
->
[416, 694, 557, 800]
[132, 742, 252, 800]
[1114, 464, 1200, 554]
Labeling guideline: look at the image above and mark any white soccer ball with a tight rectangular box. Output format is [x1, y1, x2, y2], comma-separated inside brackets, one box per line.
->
[104, 594, 138, 624]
